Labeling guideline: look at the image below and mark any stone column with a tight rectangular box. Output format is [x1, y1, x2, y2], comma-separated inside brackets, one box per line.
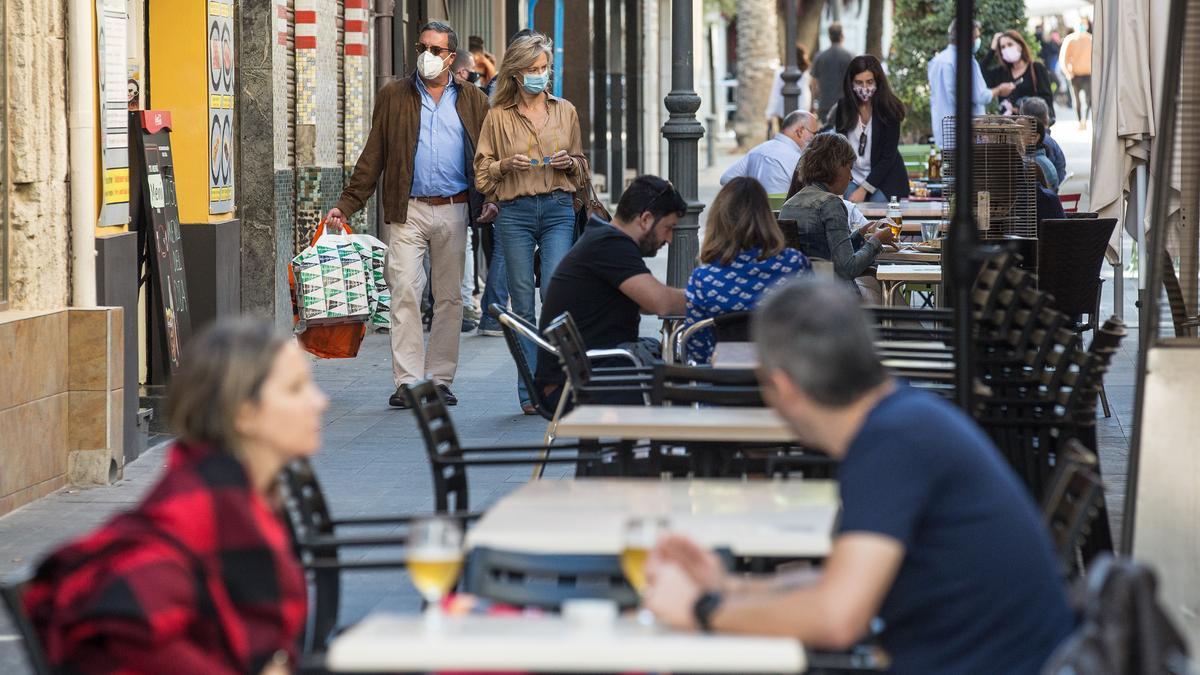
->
[663, 0, 704, 288]
[237, 0, 293, 330]
[781, 0, 801, 114]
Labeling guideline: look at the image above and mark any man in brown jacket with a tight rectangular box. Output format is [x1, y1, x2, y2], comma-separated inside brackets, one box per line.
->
[327, 21, 494, 408]
[1060, 27, 1092, 128]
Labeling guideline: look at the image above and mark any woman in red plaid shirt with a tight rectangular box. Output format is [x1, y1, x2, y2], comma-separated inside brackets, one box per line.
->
[25, 320, 329, 674]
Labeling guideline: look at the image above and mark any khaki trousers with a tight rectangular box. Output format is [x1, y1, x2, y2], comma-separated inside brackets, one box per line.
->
[385, 200, 468, 387]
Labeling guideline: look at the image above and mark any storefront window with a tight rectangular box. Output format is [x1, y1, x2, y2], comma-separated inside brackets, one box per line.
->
[0, 2, 9, 310]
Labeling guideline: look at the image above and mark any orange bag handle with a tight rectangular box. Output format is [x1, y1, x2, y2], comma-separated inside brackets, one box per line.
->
[310, 217, 352, 247]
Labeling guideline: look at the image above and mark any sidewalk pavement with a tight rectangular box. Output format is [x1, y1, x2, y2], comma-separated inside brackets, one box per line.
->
[0, 137, 1136, 672]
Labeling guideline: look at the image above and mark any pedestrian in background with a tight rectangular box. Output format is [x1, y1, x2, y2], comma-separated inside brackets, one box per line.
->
[830, 55, 909, 203]
[765, 44, 814, 133]
[329, 21, 494, 408]
[24, 319, 325, 675]
[468, 35, 498, 95]
[453, 48, 485, 332]
[1060, 25, 1092, 128]
[475, 32, 588, 411]
[985, 30, 1055, 121]
[720, 110, 820, 195]
[1020, 97, 1066, 190]
[927, 19, 1014, 148]
[811, 23, 854, 123]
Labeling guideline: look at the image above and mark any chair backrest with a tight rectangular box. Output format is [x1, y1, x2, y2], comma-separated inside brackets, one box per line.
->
[542, 312, 595, 392]
[712, 311, 752, 343]
[651, 363, 764, 407]
[1041, 440, 1106, 578]
[1036, 218, 1117, 316]
[463, 547, 638, 610]
[1160, 253, 1196, 338]
[278, 459, 344, 652]
[1064, 211, 1099, 219]
[674, 317, 714, 364]
[1, 569, 53, 675]
[404, 380, 470, 514]
[493, 303, 555, 419]
[1058, 193, 1082, 213]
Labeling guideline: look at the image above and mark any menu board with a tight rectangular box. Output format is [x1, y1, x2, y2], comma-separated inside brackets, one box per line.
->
[97, 0, 130, 226]
[131, 111, 191, 374]
[208, 0, 235, 214]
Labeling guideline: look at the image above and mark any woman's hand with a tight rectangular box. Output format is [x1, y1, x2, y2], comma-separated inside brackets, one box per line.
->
[849, 186, 868, 203]
[501, 154, 533, 174]
[548, 150, 574, 171]
[871, 221, 897, 247]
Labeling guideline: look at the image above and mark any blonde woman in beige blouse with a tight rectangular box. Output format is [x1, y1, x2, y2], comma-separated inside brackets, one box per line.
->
[474, 32, 587, 412]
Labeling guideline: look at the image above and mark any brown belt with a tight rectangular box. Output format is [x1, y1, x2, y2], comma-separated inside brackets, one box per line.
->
[412, 191, 469, 206]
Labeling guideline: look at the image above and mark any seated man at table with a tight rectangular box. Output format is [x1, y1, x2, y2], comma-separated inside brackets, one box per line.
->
[642, 278, 1075, 674]
[533, 175, 689, 412]
[720, 111, 821, 195]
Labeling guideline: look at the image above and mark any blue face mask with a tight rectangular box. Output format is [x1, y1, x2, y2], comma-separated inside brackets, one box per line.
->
[973, 37, 982, 52]
[521, 70, 549, 94]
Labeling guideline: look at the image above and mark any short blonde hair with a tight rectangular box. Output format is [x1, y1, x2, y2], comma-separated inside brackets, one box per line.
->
[699, 177, 786, 266]
[492, 33, 553, 108]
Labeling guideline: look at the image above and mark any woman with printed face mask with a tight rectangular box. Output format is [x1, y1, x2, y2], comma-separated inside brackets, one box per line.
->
[985, 30, 1055, 121]
[828, 54, 908, 204]
[474, 32, 587, 412]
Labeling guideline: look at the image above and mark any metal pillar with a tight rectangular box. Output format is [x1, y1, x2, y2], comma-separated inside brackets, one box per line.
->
[592, 0, 609, 180]
[780, 0, 801, 114]
[663, 0, 705, 288]
[609, 0, 626, 204]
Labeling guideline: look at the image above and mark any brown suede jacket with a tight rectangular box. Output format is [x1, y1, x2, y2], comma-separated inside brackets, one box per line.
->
[335, 72, 489, 224]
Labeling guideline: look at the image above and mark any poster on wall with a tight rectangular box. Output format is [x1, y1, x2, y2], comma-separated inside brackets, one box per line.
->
[97, 0, 130, 226]
[208, 0, 235, 214]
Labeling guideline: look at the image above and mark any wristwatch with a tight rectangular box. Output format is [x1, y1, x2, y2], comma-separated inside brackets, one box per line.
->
[693, 591, 723, 633]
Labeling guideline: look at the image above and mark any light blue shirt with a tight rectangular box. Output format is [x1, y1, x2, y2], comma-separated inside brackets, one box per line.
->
[411, 77, 469, 197]
[719, 134, 803, 195]
[927, 45, 994, 148]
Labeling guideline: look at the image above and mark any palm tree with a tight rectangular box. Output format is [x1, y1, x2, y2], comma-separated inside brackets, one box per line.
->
[865, 0, 885, 57]
[733, 0, 781, 149]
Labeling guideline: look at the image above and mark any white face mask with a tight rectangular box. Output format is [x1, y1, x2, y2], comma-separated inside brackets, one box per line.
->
[417, 50, 448, 80]
[1001, 45, 1022, 64]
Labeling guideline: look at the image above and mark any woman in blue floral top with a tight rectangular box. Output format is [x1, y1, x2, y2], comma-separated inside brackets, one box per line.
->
[684, 177, 811, 364]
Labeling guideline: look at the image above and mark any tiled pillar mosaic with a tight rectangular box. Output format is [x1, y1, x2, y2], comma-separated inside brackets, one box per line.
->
[344, 0, 374, 233]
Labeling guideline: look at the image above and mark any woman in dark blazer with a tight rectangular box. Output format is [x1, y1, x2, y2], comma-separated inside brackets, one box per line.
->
[827, 54, 909, 203]
[985, 30, 1055, 121]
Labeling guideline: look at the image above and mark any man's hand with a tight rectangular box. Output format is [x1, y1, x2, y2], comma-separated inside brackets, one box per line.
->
[325, 207, 346, 228]
[871, 221, 897, 246]
[654, 533, 729, 592]
[849, 186, 869, 204]
[549, 150, 574, 171]
[501, 154, 533, 173]
[995, 82, 1015, 97]
[478, 202, 499, 224]
[642, 560, 703, 631]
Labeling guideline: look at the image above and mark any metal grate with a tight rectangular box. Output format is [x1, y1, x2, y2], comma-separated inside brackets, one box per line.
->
[942, 115, 1039, 240]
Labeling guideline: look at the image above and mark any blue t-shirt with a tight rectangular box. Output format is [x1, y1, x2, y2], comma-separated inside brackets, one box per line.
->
[683, 247, 810, 363]
[839, 386, 1075, 674]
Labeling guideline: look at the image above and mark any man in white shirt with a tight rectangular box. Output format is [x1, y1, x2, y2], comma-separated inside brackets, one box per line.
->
[927, 20, 1014, 148]
[721, 111, 820, 195]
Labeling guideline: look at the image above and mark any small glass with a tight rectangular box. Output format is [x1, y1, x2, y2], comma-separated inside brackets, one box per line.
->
[621, 516, 669, 625]
[407, 517, 464, 624]
[920, 221, 939, 242]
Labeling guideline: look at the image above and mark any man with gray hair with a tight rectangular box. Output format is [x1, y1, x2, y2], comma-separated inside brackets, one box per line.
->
[720, 110, 821, 194]
[328, 20, 495, 408]
[642, 277, 1075, 673]
[927, 19, 1014, 148]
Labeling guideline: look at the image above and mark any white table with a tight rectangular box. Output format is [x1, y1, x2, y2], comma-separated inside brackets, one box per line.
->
[465, 478, 839, 558]
[876, 248, 941, 264]
[327, 613, 808, 673]
[556, 404, 797, 443]
[876, 263, 944, 307]
[860, 201, 947, 219]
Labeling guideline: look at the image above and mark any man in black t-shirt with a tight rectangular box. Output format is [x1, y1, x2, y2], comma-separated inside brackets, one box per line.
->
[534, 175, 688, 404]
[642, 278, 1075, 674]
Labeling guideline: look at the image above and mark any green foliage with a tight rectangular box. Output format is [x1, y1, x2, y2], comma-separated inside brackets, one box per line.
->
[889, 0, 1032, 142]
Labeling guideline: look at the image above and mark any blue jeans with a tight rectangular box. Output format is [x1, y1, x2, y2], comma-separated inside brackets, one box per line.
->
[496, 191, 577, 406]
[479, 232, 509, 329]
[845, 181, 890, 203]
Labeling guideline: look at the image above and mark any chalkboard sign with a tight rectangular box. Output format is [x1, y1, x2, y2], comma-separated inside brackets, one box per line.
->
[130, 110, 191, 375]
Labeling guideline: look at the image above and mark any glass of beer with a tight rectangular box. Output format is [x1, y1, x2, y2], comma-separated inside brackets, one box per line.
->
[407, 516, 464, 623]
[621, 516, 668, 624]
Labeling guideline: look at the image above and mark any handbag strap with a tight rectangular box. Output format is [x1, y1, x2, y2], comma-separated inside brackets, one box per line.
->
[310, 218, 352, 247]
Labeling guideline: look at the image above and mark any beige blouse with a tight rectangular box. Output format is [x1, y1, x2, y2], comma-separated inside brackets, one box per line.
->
[473, 94, 588, 202]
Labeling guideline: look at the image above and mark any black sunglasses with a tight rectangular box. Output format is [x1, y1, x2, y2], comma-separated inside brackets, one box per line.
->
[858, 131, 868, 157]
[643, 180, 679, 216]
[415, 43, 452, 57]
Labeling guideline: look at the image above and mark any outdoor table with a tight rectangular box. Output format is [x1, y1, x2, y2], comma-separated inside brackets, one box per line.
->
[859, 201, 947, 219]
[464, 478, 838, 558]
[876, 263, 944, 307]
[712, 341, 954, 378]
[325, 612, 808, 673]
[557, 404, 797, 443]
[876, 248, 941, 264]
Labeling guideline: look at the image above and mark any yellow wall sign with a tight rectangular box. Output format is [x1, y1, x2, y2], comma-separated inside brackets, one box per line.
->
[104, 168, 131, 204]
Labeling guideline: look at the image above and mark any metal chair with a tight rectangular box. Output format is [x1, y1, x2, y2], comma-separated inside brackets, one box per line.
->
[669, 311, 752, 365]
[541, 312, 654, 407]
[1161, 252, 1200, 337]
[404, 380, 613, 510]
[650, 363, 763, 407]
[462, 547, 639, 611]
[0, 568, 52, 675]
[1041, 440, 1106, 579]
